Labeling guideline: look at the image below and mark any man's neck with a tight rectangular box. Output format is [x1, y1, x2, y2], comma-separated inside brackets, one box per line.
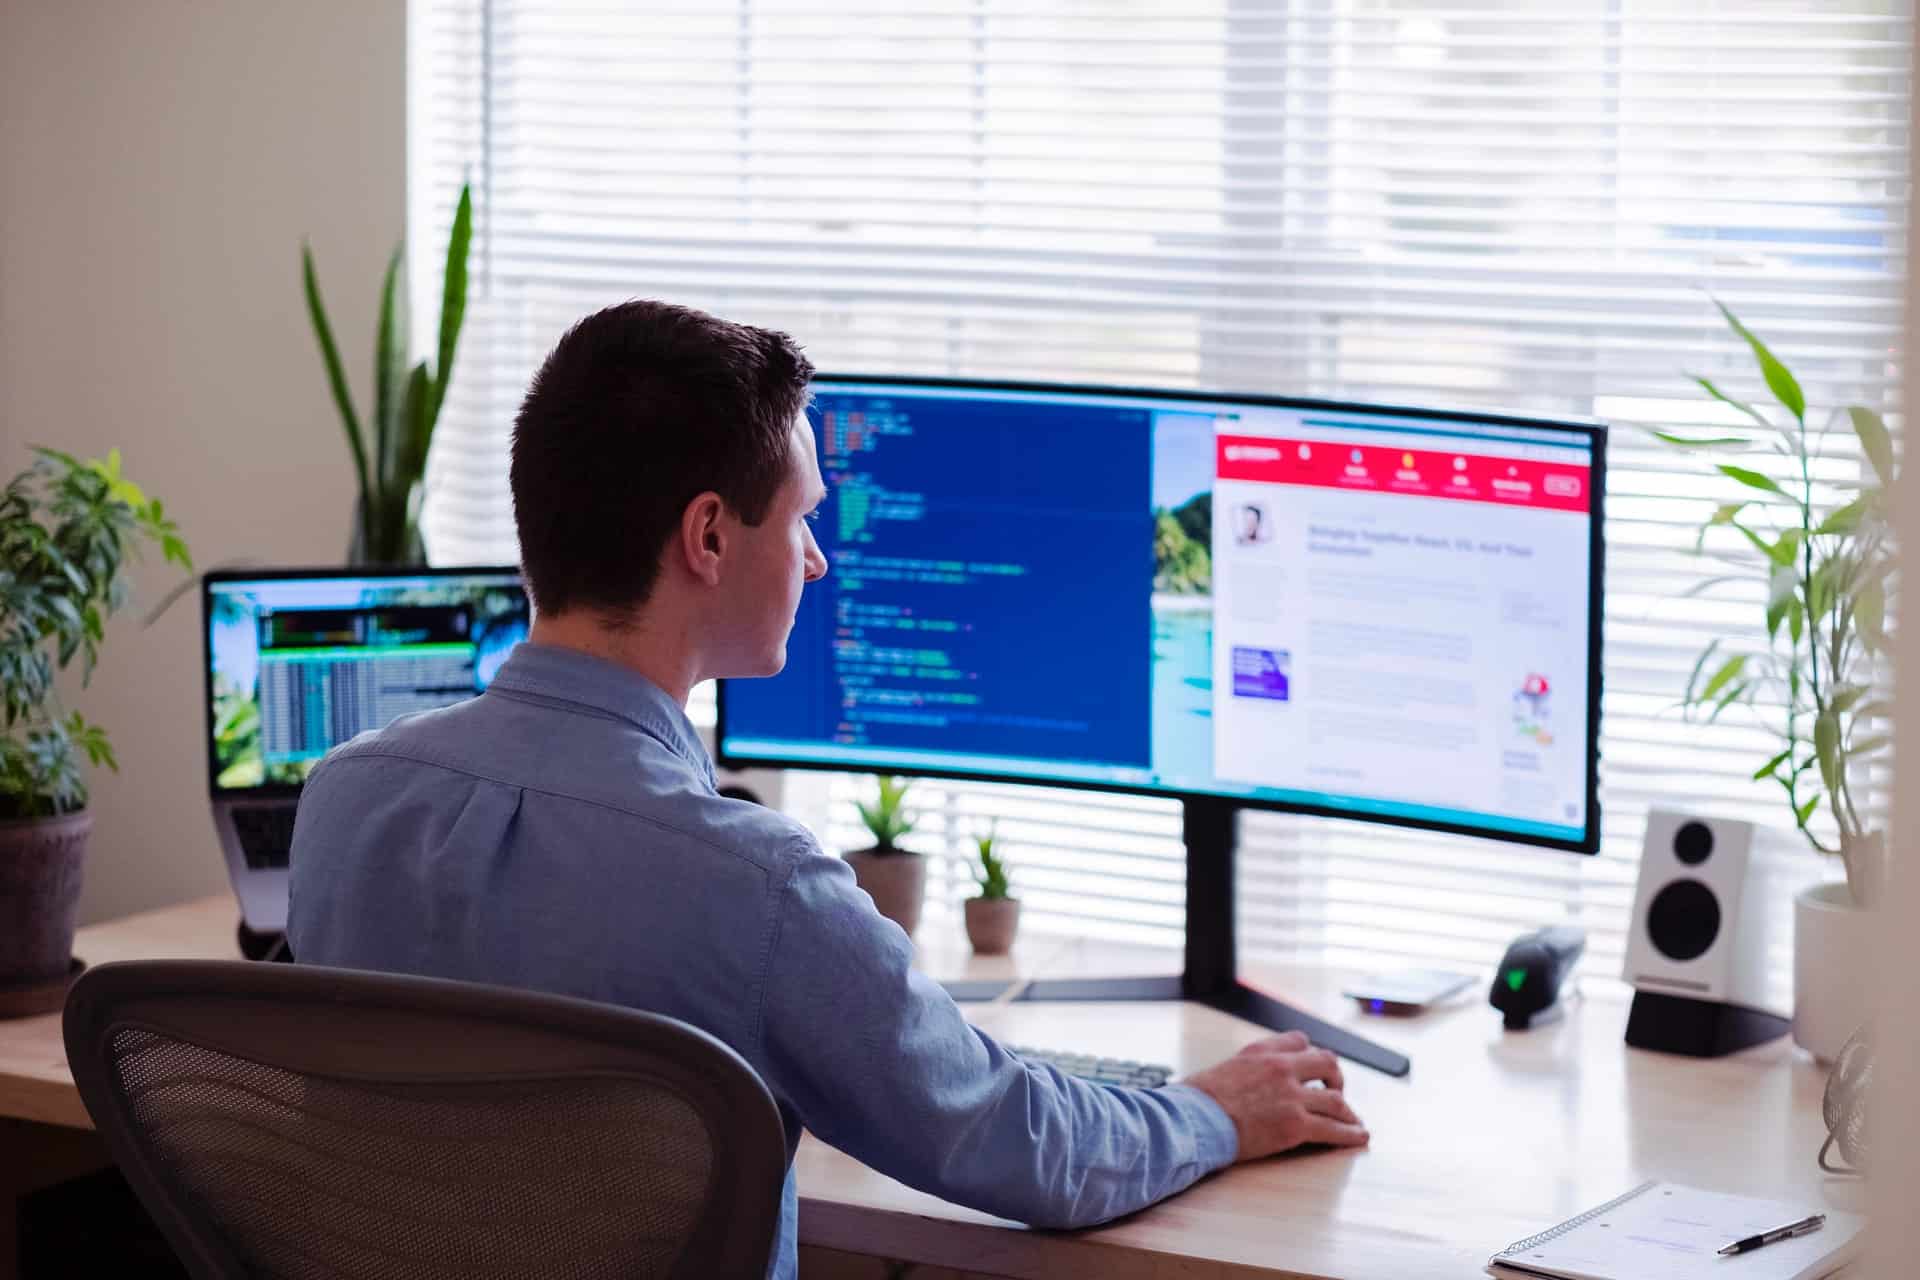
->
[528, 610, 700, 706]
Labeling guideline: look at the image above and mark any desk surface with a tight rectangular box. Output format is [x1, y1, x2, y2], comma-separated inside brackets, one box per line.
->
[0, 896, 240, 1128]
[1, 896, 1860, 1280]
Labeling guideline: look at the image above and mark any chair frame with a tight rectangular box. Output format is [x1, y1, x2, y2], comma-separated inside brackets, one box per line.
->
[63, 959, 788, 1280]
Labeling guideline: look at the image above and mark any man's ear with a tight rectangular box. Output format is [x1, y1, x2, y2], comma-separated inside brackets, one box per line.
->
[678, 492, 728, 587]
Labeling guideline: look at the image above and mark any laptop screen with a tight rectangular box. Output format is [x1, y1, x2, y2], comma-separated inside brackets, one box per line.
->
[203, 567, 529, 795]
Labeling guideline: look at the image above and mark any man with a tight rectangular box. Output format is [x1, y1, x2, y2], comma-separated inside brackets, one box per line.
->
[1236, 501, 1267, 545]
[289, 300, 1366, 1280]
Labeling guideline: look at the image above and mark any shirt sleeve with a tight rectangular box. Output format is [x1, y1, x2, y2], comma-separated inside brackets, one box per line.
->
[756, 845, 1238, 1230]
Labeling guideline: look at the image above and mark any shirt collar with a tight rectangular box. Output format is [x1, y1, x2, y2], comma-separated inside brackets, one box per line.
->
[487, 643, 715, 786]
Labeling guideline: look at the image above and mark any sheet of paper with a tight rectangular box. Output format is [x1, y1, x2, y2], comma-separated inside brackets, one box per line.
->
[1497, 1184, 1863, 1280]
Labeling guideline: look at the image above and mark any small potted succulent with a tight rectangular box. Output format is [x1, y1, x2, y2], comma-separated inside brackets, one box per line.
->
[963, 822, 1020, 955]
[842, 775, 925, 936]
[0, 449, 190, 1014]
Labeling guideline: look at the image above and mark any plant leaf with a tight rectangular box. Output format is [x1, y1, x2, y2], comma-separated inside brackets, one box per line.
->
[1855, 578, 1886, 652]
[1753, 747, 1792, 781]
[1699, 653, 1748, 704]
[1707, 679, 1749, 723]
[1815, 496, 1868, 537]
[1847, 406, 1894, 489]
[161, 533, 192, 571]
[395, 362, 434, 490]
[1716, 298, 1806, 421]
[373, 245, 404, 500]
[1770, 528, 1803, 571]
[1831, 686, 1869, 716]
[1683, 638, 1721, 708]
[1718, 464, 1789, 499]
[1690, 375, 1775, 431]
[1695, 501, 1751, 552]
[431, 183, 474, 424]
[1768, 563, 1797, 616]
[1796, 793, 1822, 827]
[1765, 594, 1788, 641]
[302, 241, 371, 522]
[1814, 708, 1840, 794]
[1850, 734, 1891, 758]
[1653, 430, 1749, 449]
[1724, 519, 1786, 567]
[1787, 597, 1804, 646]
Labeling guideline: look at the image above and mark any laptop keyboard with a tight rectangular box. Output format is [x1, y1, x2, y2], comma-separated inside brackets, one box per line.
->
[230, 805, 298, 869]
[1009, 1045, 1172, 1089]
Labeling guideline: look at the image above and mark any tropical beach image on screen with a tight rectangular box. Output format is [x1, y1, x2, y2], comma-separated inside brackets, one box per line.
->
[1151, 415, 1218, 778]
[1154, 492, 1212, 596]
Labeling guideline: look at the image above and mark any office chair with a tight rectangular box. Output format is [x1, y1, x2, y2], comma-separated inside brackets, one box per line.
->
[62, 959, 787, 1280]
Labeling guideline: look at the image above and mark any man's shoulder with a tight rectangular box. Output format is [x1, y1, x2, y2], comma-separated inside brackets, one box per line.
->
[313, 699, 483, 766]
[673, 790, 825, 876]
[296, 710, 465, 808]
[305, 709, 825, 877]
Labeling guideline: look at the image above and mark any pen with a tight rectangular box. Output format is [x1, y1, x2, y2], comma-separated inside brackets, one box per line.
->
[1716, 1213, 1825, 1257]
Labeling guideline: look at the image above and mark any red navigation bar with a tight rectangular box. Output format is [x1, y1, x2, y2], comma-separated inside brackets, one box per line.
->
[1216, 435, 1591, 513]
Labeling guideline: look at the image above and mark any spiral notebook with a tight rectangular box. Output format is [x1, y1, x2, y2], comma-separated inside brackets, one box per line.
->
[1487, 1181, 1864, 1280]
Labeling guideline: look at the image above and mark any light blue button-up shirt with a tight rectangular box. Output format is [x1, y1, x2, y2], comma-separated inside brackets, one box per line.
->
[288, 643, 1238, 1279]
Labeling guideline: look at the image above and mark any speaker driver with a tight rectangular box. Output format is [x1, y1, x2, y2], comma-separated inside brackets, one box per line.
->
[1648, 878, 1720, 961]
[1673, 820, 1715, 865]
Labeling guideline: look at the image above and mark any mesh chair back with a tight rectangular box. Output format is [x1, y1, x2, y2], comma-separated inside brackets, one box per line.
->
[63, 960, 787, 1280]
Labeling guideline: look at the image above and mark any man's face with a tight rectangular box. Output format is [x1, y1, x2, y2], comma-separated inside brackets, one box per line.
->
[714, 413, 829, 678]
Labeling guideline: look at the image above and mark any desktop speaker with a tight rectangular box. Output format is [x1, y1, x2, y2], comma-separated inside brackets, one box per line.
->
[1621, 810, 1789, 1056]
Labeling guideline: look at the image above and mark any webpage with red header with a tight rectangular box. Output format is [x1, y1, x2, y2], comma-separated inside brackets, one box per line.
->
[1210, 410, 1593, 840]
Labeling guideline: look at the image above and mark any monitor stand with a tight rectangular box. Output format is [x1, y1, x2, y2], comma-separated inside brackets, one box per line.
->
[989, 797, 1411, 1078]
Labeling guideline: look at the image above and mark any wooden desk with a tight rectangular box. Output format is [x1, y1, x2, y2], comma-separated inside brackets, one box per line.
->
[0, 896, 240, 1130]
[0, 901, 1860, 1280]
[0, 896, 242, 1276]
[797, 939, 1861, 1279]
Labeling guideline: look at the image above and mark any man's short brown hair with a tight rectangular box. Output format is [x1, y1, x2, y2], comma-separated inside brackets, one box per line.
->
[509, 299, 814, 615]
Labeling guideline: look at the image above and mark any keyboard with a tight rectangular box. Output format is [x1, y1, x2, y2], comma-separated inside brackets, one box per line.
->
[229, 804, 298, 869]
[1009, 1045, 1172, 1089]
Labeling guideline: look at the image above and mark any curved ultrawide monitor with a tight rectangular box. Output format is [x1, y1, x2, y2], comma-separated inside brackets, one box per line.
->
[718, 378, 1604, 853]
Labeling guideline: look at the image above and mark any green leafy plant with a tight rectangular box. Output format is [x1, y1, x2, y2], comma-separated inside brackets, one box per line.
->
[854, 775, 917, 853]
[972, 822, 1012, 900]
[0, 449, 192, 818]
[303, 183, 473, 564]
[1662, 301, 1895, 905]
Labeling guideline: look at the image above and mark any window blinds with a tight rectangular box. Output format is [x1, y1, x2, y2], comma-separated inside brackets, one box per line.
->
[410, 0, 1908, 996]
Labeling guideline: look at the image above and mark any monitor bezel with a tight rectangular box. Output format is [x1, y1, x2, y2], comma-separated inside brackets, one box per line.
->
[718, 375, 1606, 856]
[201, 563, 525, 800]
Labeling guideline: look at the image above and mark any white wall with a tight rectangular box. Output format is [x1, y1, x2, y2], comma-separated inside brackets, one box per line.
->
[0, 1, 405, 925]
[1866, 22, 1920, 1270]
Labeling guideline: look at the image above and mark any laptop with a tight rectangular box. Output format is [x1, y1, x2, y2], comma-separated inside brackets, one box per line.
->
[201, 565, 530, 933]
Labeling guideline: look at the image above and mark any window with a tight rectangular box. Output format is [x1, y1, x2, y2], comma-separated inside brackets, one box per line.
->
[411, 0, 1907, 998]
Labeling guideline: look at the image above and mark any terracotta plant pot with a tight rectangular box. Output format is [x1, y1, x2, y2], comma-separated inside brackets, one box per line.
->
[843, 848, 927, 937]
[0, 809, 91, 995]
[964, 897, 1021, 955]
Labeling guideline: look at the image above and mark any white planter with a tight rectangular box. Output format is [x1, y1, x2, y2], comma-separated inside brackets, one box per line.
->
[1793, 881, 1873, 1063]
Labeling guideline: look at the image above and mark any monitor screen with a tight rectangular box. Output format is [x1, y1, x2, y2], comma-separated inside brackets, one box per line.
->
[720, 379, 1604, 852]
[203, 567, 529, 794]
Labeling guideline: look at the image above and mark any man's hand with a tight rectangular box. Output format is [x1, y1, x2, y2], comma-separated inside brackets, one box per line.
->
[1181, 1031, 1369, 1162]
